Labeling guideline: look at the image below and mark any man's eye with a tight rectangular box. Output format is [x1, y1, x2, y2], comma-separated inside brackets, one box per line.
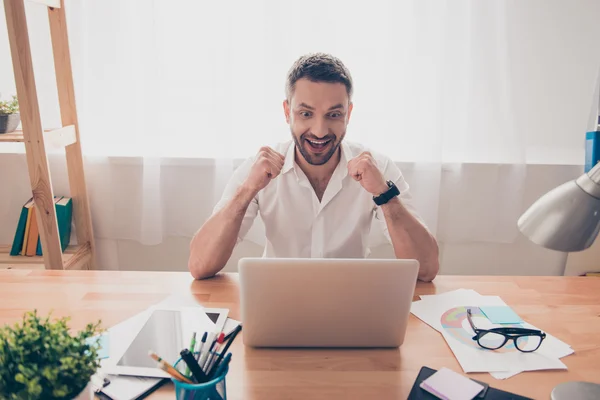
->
[329, 112, 342, 118]
[300, 111, 312, 118]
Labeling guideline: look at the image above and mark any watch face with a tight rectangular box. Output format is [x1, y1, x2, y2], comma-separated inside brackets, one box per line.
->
[373, 181, 399, 206]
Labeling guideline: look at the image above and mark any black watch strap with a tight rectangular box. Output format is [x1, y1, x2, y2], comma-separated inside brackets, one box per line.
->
[373, 181, 400, 206]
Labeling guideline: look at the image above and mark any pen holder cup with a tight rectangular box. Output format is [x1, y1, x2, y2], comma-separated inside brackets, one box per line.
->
[172, 357, 228, 400]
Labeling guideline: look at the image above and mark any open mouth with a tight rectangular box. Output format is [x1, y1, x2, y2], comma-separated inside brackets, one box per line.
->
[305, 138, 333, 153]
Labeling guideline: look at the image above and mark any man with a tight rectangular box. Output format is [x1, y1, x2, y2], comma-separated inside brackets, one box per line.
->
[189, 53, 439, 281]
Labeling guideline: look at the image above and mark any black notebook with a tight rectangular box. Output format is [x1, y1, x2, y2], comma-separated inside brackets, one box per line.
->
[407, 366, 533, 400]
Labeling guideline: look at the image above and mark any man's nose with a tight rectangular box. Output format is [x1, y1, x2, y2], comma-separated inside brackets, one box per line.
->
[313, 119, 329, 138]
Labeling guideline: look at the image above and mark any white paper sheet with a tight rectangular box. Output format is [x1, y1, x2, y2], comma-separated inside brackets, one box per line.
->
[410, 289, 573, 378]
[440, 308, 568, 373]
[490, 332, 574, 379]
[411, 291, 506, 332]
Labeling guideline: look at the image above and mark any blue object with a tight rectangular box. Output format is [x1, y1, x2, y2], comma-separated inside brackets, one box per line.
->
[86, 334, 110, 359]
[479, 306, 523, 324]
[585, 131, 599, 173]
[211, 353, 232, 380]
[172, 357, 228, 400]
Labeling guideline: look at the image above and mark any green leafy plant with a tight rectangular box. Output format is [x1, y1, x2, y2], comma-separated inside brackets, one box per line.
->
[0, 310, 103, 400]
[0, 95, 19, 115]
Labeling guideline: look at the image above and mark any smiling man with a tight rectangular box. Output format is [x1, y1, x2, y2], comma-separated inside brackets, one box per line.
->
[188, 53, 439, 281]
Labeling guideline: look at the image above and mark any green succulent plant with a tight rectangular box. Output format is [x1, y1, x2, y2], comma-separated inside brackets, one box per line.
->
[0, 310, 102, 400]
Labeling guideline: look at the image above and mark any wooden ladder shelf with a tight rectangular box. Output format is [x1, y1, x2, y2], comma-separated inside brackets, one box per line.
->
[0, 0, 96, 270]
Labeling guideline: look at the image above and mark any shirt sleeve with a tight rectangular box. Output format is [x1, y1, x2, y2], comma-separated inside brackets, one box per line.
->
[212, 158, 259, 244]
[374, 157, 429, 243]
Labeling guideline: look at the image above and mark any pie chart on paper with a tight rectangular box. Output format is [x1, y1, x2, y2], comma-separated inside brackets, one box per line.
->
[440, 306, 527, 353]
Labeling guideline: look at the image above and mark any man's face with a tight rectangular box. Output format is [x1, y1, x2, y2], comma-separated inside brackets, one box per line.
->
[284, 78, 353, 166]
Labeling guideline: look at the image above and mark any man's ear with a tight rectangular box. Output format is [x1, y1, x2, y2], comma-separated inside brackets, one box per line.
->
[347, 102, 354, 124]
[283, 99, 291, 124]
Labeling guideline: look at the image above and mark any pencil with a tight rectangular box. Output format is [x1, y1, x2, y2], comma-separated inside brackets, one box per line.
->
[157, 361, 194, 384]
[148, 350, 194, 384]
[148, 350, 165, 363]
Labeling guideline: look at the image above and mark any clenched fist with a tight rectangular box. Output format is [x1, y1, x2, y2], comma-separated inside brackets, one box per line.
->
[242, 146, 285, 194]
[348, 151, 389, 195]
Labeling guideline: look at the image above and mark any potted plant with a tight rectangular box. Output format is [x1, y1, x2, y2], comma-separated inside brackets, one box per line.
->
[0, 310, 103, 400]
[0, 95, 20, 134]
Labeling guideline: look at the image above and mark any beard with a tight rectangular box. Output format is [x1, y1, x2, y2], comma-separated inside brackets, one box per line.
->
[292, 130, 345, 166]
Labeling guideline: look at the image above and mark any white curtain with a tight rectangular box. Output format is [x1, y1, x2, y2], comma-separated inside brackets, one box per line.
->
[1, 0, 600, 268]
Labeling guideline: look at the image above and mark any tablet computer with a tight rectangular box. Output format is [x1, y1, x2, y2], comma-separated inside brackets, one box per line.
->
[104, 306, 228, 378]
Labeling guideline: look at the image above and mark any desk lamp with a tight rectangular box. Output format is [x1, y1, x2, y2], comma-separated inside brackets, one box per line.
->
[517, 162, 600, 400]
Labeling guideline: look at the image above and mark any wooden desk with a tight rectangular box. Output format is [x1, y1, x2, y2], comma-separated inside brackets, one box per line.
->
[1, 271, 599, 399]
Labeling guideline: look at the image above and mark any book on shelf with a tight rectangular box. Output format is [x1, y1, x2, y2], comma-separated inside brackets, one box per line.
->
[25, 206, 38, 256]
[10, 196, 73, 257]
[10, 198, 34, 256]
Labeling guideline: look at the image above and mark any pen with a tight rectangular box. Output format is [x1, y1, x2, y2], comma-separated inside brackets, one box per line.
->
[210, 353, 231, 380]
[148, 350, 194, 384]
[203, 333, 225, 372]
[208, 325, 241, 377]
[196, 331, 208, 362]
[185, 332, 197, 376]
[180, 348, 208, 383]
[198, 332, 214, 367]
[90, 375, 110, 393]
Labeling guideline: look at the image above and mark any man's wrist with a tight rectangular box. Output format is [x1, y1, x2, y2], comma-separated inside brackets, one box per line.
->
[372, 182, 390, 196]
[235, 184, 258, 207]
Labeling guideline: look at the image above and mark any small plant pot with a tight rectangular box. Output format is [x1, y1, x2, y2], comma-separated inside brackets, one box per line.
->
[0, 113, 20, 133]
[72, 382, 94, 400]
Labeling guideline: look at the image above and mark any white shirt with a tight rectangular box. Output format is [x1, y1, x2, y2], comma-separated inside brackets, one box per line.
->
[213, 140, 426, 258]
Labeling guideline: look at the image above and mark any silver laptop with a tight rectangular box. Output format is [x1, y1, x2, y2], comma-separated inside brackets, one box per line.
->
[239, 258, 419, 348]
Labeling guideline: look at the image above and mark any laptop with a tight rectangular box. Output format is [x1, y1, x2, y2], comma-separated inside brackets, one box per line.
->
[239, 258, 419, 348]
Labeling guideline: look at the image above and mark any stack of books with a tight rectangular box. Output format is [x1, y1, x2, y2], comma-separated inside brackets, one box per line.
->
[9, 196, 73, 256]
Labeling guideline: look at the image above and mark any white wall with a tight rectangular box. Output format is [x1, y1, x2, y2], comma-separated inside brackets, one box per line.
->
[564, 240, 600, 276]
[0, 153, 580, 276]
[93, 233, 567, 276]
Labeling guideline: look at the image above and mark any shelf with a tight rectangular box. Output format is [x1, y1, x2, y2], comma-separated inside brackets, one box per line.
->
[0, 132, 26, 142]
[4, 0, 96, 270]
[0, 127, 75, 147]
[27, 0, 61, 8]
[0, 242, 92, 270]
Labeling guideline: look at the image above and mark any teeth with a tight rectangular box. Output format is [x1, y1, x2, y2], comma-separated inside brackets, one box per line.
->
[309, 139, 329, 145]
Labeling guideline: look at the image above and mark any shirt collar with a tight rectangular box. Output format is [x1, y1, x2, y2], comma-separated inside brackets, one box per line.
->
[282, 141, 296, 174]
[282, 140, 353, 177]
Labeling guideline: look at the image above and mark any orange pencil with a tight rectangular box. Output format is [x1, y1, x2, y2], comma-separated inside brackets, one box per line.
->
[148, 350, 193, 384]
[157, 361, 194, 384]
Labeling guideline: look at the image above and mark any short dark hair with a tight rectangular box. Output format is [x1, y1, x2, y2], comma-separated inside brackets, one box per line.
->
[285, 53, 353, 100]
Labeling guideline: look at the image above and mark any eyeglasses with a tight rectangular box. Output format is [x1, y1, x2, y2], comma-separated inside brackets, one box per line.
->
[466, 308, 546, 353]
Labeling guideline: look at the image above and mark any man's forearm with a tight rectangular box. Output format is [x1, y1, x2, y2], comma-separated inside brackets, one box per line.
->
[188, 186, 256, 279]
[380, 197, 440, 281]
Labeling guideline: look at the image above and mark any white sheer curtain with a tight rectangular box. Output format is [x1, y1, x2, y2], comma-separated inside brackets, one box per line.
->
[71, 0, 600, 163]
[1, 0, 599, 266]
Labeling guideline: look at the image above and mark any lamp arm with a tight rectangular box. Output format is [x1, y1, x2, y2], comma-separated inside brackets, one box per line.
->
[576, 162, 600, 199]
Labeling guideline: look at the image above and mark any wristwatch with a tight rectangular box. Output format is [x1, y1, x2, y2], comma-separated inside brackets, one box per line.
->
[373, 180, 400, 206]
